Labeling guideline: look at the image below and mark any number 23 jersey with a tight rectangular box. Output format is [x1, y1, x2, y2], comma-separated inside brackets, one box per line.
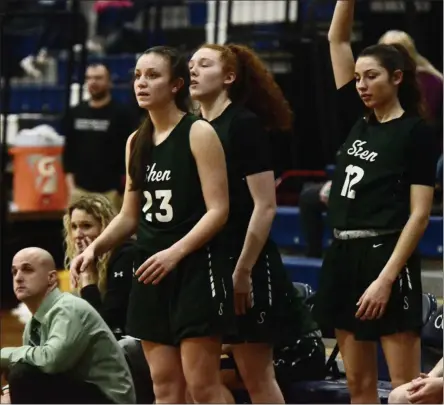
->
[136, 114, 206, 253]
[327, 114, 437, 231]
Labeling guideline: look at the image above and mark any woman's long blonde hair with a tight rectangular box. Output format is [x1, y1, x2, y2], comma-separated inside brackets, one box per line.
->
[63, 194, 116, 296]
[379, 30, 443, 80]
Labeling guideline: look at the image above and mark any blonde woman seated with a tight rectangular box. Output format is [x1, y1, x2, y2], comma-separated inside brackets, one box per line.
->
[66, 194, 134, 339]
[66, 195, 155, 404]
[379, 30, 443, 126]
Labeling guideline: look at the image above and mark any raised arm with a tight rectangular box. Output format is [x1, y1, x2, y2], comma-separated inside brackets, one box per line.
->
[329, 0, 356, 89]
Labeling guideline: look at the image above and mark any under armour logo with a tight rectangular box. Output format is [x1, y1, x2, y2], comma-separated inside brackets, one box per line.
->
[114, 271, 123, 278]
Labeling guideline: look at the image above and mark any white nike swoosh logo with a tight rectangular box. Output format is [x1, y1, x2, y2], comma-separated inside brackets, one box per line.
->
[373, 244, 383, 248]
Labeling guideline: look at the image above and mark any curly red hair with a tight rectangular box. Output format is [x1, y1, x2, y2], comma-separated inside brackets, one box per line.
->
[200, 43, 293, 132]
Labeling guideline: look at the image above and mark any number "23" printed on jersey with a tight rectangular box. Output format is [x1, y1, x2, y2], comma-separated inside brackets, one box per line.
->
[142, 190, 174, 222]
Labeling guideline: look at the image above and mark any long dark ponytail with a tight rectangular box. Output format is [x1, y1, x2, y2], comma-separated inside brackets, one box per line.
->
[359, 43, 427, 118]
[129, 46, 191, 191]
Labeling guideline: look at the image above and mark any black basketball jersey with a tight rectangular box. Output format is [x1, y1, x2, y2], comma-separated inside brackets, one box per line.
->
[210, 103, 273, 239]
[328, 90, 437, 230]
[136, 114, 206, 253]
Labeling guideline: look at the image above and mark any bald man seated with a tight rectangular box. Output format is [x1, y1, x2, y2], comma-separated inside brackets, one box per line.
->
[0, 248, 135, 404]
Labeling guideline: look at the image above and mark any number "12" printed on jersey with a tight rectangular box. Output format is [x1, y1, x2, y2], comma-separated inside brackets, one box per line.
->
[341, 164, 365, 199]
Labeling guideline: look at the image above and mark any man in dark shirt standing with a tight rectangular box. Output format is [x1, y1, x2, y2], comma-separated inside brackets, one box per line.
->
[62, 63, 138, 211]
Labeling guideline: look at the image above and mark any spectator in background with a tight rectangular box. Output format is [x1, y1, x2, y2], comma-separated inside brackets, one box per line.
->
[379, 31, 443, 215]
[378, 30, 443, 132]
[62, 63, 138, 212]
[65, 194, 134, 340]
[66, 194, 155, 404]
[0, 247, 135, 404]
[19, 0, 87, 79]
[299, 180, 331, 258]
[79, 0, 137, 55]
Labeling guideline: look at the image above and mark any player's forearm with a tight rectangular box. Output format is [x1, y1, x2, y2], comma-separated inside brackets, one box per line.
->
[328, 0, 355, 43]
[91, 213, 138, 257]
[428, 358, 443, 378]
[172, 207, 228, 260]
[379, 213, 430, 283]
[235, 204, 276, 272]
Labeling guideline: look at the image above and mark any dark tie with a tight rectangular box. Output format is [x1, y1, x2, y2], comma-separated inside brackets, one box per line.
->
[29, 318, 41, 347]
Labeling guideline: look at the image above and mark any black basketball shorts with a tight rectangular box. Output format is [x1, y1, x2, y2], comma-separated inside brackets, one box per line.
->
[126, 244, 236, 346]
[314, 233, 422, 341]
[225, 241, 310, 346]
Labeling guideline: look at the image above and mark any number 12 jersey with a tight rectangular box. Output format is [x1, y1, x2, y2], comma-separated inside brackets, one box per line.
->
[327, 81, 438, 231]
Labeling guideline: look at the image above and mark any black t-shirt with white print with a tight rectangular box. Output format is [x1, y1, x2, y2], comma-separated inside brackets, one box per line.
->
[210, 103, 273, 237]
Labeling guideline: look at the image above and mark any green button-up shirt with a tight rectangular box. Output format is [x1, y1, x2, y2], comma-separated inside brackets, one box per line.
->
[1, 288, 135, 404]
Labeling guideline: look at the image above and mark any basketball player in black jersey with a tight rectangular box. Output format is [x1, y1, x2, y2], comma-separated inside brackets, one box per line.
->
[70, 46, 235, 404]
[313, 1, 438, 403]
[189, 44, 318, 404]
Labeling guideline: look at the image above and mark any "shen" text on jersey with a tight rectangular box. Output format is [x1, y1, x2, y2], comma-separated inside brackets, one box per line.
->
[145, 163, 171, 182]
[347, 140, 378, 162]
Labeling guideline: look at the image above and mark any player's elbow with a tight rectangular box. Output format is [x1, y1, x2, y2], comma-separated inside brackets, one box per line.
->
[210, 202, 229, 230]
[327, 31, 336, 43]
[116, 211, 139, 235]
[267, 203, 277, 220]
[253, 193, 277, 215]
[328, 31, 345, 44]
[218, 203, 229, 227]
[256, 201, 277, 223]
[410, 211, 430, 230]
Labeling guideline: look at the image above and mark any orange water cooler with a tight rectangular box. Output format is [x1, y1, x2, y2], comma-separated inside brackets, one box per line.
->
[9, 146, 67, 211]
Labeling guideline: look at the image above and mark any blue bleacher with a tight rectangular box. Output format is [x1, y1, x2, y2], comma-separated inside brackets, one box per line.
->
[272, 206, 443, 259]
[57, 54, 137, 85]
[9, 85, 66, 114]
[8, 83, 134, 114]
[419, 216, 443, 257]
[282, 255, 322, 290]
[112, 84, 136, 105]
